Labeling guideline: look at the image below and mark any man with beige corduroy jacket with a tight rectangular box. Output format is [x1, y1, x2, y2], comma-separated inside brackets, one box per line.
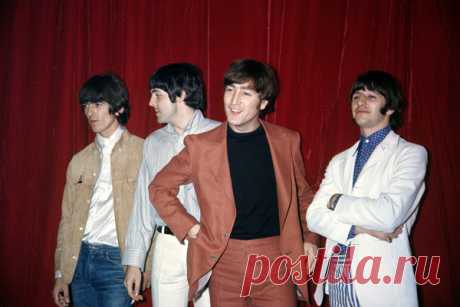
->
[52, 73, 151, 307]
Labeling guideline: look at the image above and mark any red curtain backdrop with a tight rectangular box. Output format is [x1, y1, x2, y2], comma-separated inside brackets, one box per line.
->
[1, 1, 458, 306]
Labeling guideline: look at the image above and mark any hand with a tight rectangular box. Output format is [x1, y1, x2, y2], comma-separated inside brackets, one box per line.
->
[124, 266, 143, 302]
[52, 278, 70, 307]
[142, 271, 151, 290]
[187, 224, 200, 239]
[303, 242, 318, 274]
[356, 225, 403, 243]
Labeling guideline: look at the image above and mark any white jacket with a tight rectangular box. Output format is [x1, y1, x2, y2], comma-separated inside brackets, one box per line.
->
[307, 131, 427, 307]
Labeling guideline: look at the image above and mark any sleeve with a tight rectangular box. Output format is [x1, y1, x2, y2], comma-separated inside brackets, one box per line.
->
[122, 141, 157, 271]
[334, 145, 427, 232]
[54, 159, 74, 276]
[292, 133, 320, 246]
[149, 137, 198, 242]
[306, 157, 354, 245]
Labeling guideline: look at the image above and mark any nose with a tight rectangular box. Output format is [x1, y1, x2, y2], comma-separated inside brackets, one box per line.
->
[84, 104, 95, 117]
[356, 95, 367, 106]
[149, 95, 157, 108]
[230, 90, 241, 105]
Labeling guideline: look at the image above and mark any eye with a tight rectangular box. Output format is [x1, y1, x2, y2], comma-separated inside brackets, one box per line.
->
[243, 91, 253, 96]
[224, 86, 233, 92]
[367, 95, 377, 101]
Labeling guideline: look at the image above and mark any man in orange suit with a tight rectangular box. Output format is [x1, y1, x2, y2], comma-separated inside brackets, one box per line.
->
[150, 59, 319, 307]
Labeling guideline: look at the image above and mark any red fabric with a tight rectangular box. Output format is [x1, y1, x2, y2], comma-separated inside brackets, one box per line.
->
[0, 1, 458, 306]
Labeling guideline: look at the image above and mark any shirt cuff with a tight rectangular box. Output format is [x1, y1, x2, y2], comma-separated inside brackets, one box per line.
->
[121, 248, 147, 271]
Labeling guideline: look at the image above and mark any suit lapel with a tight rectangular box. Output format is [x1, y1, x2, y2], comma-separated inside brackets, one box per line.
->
[209, 124, 236, 206]
[343, 142, 359, 194]
[261, 121, 292, 228]
[345, 131, 399, 193]
[209, 121, 296, 223]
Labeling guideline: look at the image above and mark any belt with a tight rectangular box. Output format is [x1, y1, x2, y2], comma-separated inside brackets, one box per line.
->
[156, 225, 174, 235]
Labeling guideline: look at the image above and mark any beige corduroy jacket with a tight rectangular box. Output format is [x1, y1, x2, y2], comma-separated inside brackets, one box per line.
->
[54, 130, 152, 284]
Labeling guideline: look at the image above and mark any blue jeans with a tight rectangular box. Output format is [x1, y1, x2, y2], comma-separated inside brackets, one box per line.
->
[70, 242, 131, 307]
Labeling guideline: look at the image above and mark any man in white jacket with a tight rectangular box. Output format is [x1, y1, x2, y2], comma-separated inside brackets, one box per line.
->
[307, 70, 427, 307]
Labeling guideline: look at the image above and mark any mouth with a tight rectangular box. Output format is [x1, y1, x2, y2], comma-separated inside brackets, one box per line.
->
[229, 108, 242, 115]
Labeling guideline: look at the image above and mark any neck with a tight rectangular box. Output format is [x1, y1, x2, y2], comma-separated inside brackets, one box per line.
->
[99, 122, 120, 138]
[171, 107, 196, 135]
[228, 120, 261, 134]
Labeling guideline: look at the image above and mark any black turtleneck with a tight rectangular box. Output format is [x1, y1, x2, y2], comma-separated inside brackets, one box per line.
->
[227, 125, 280, 240]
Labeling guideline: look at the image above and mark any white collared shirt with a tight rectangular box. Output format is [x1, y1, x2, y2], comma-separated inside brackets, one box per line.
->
[82, 126, 125, 246]
[122, 110, 221, 269]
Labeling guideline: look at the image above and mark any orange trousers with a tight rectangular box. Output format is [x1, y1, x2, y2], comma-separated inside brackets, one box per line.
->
[209, 236, 297, 307]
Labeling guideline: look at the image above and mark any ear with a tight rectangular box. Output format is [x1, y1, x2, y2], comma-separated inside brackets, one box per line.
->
[386, 109, 395, 116]
[115, 107, 125, 116]
[175, 91, 187, 104]
[260, 100, 269, 111]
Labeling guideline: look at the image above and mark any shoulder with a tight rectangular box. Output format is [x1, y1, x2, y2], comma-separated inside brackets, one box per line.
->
[124, 131, 144, 152]
[394, 133, 428, 160]
[143, 126, 174, 152]
[263, 121, 298, 139]
[185, 123, 224, 146]
[262, 121, 302, 150]
[70, 142, 95, 165]
[66, 142, 95, 178]
[198, 117, 221, 132]
[326, 142, 357, 168]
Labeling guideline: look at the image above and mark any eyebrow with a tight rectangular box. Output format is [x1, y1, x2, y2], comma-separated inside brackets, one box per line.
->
[228, 84, 256, 91]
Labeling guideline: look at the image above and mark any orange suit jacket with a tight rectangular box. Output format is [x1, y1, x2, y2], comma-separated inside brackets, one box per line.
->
[150, 120, 319, 302]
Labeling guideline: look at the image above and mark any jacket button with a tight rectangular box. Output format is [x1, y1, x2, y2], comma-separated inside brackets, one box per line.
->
[72, 256, 77, 260]
[79, 227, 83, 231]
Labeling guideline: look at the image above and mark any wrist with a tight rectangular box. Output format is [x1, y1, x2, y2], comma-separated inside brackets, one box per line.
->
[54, 270, 63, 279]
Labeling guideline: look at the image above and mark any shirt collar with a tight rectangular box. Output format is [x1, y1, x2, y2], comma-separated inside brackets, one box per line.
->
[360, 125, 391, 147]
[95, 125, 125, 154]
[164, 110, 204, 135]
[352, 125, 391, 156]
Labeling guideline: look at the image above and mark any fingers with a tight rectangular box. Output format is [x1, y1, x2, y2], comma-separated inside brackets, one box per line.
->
[187, 224, 200, 239]
[188, 233, 197, 239]
[394, 225, 403, 236]
[124, 278, 136, 300]
[62, 286, 70, 305]
[124, 268, 142, 300]
[303, 242, 318, 273]
[53, 282, 69, 307]
[52, 287, 61, 306]
[308, 256, 316, 273]
[387, 225, 404, 242]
